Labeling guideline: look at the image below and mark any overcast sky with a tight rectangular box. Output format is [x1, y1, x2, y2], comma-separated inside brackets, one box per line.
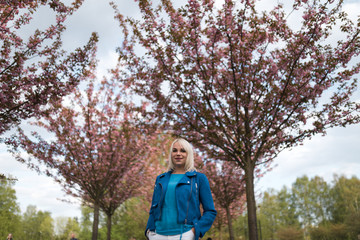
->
[1, 0, 360, 220]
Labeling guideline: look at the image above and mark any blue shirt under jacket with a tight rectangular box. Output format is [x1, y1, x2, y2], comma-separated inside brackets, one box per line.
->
[155, 174, 193, 235]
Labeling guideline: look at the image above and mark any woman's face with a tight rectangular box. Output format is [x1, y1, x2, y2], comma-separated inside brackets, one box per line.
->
[171, 141, 188, 169]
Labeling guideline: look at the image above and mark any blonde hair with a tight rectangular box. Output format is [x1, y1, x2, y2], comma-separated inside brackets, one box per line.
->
[167, 138, 196, 172]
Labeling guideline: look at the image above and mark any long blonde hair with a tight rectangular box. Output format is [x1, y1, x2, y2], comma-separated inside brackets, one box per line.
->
[167, 138, 196, 172]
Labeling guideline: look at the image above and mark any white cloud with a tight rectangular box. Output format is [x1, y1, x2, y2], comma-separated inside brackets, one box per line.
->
[343, 2, 360, 22]
[257, 123, 360, 192]
[96, 50, 119, 79]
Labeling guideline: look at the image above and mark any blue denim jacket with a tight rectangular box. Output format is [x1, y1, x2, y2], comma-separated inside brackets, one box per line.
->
[145, 170, 217, 240]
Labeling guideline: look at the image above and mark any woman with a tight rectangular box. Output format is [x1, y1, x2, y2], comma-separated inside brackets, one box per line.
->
[69, 233, 78, 240]
[6, 234, 13, 240]
[145, 138, 217, 240]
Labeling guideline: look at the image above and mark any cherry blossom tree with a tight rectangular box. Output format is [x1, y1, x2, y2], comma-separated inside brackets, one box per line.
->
[96, 133, 170, 240]
[202, 161, 246, 240]
[211, 206, 227, 240]
[6, 74, 157, 240]
[113, 0, 360, 239]
[98, 169, 141, 240]
[0, 0, 97, 135]
[140, 134, 173, 203]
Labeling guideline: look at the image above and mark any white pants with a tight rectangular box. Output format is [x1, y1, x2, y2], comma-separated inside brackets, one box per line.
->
[148, 230, 195, 240]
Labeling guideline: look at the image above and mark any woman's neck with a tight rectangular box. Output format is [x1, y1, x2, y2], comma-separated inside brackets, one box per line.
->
[172, 168, 185, 174]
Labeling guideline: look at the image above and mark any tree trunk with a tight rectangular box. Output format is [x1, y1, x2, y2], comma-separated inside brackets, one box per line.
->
[106, 213, 112, 240]
[92, 203, 100, 240]
[244, 163, 258, 240]
[219, 223, 222, 240]
[226, 205, 235, 240]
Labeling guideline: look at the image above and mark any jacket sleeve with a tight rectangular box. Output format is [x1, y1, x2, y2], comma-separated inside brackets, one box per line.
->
[145, 176, 158, 239]
[194, 173, 217, 239]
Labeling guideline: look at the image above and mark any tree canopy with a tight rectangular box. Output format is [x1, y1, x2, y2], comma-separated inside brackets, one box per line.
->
[0, 0, 97, 135]
[114, 0, 360, 238]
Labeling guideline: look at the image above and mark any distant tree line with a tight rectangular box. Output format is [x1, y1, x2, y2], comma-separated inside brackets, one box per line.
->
[2, 174, 359, 240]
[0, 176, 149, 240]
[236, 174, 360, 240]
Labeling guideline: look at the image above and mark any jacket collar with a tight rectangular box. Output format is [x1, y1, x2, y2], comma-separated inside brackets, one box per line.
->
[185, 170, 197, 177]
[159, 170, 197, 178]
